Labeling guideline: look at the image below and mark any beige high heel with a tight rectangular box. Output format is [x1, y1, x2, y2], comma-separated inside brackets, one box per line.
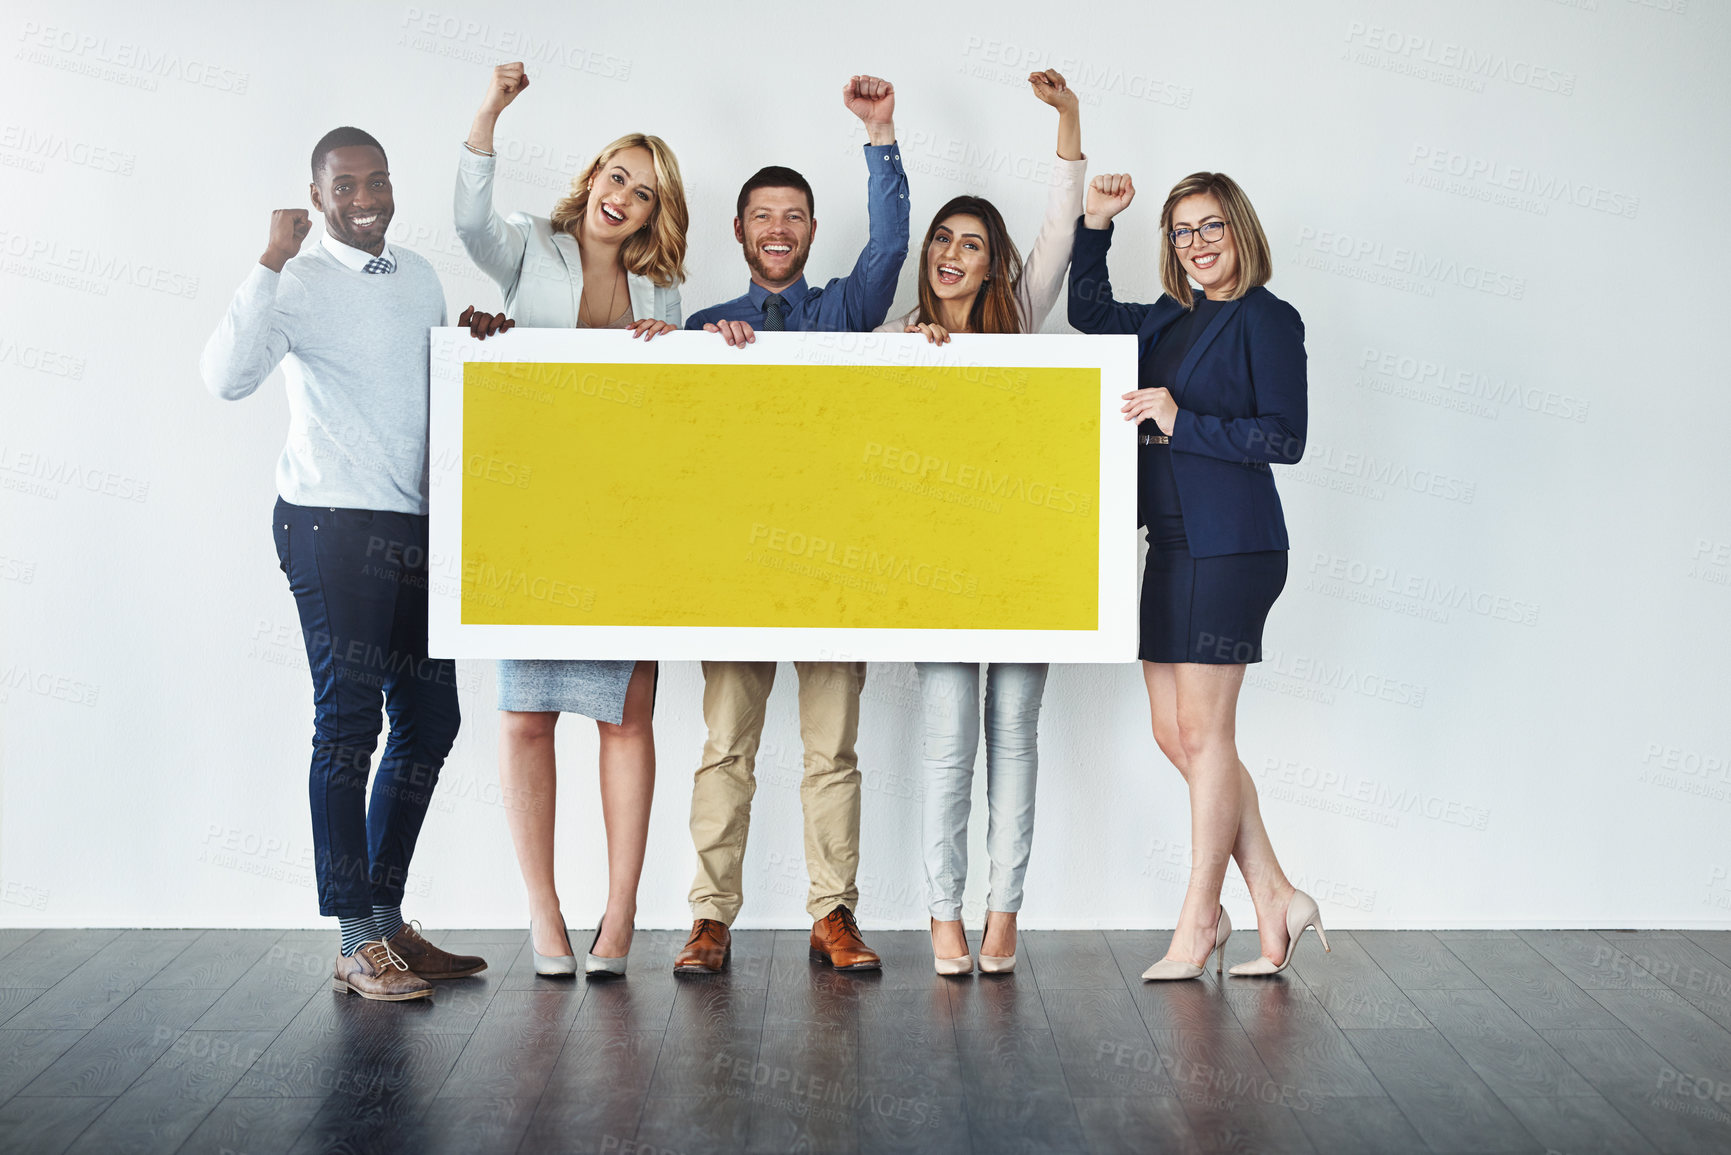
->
[931, 919, 974, 976]
[1142, 904, 1232, 981]
[978, 911, 1016, 974]
[1228, 888, 1329, 977]
[584, 913, 629, 979]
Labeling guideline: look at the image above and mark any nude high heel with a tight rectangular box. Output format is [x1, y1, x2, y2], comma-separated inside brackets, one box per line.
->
[584, 913, 629, 979]
[1228, 889, 1329, 977]
[932, 918, 974, 976]
[978, 911, 1016, 974]
[1142, 905, 1232, 982]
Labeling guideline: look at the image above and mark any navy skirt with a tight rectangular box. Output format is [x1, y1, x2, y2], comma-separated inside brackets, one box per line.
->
[1140, 514, 1287, 665]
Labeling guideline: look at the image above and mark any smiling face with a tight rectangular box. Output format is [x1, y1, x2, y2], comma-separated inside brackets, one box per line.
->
[583, 145, 658, 241]
[735, 186, 814, 290]
[1169, 192, 1237, 298]
[925, 213, 991, 305]
[311, 145, 393, 256]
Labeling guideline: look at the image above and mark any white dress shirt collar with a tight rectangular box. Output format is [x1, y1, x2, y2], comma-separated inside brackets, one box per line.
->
[320, 231, 395, 273]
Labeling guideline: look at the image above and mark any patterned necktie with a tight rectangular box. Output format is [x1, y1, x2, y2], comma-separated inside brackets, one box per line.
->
[762, 293, 786, 331]
[363, 256, 393, 274]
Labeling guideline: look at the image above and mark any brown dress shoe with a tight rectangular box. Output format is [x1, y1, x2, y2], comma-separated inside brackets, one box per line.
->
[386, 921, 488, 979]
[674, 918, 731, 974]
[810, 905, 881, 971]
[332, 941, 434, 1001]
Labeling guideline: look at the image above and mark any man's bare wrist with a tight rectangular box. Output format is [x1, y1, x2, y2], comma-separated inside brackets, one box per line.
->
[865, 122, 895, 147]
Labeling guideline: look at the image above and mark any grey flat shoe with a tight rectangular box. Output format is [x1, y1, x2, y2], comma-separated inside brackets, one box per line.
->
[530, 919, 577, 977]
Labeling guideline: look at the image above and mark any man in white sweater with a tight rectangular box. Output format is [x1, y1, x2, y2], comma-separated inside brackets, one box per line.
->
[200, 126, 484, 1001]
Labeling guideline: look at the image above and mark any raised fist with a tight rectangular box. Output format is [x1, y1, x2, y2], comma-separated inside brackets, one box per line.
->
[1084, 173, 1136, 228]
[1028, 69, 1078, 114]
[479, 62, 530, 118]
[261, 208, 311, 271]
[843, 75, 895, 127]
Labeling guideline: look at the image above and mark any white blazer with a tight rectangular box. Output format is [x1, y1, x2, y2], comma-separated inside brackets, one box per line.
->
[877, 155, 1086, 335]
[453, 145, 682, 327]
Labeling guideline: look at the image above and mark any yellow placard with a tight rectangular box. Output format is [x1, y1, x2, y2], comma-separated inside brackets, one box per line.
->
[460, 360, 1101, 631]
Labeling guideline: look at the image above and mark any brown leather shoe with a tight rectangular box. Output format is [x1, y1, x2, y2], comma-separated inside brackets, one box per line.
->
[386, 921, 488, 979]
[332, 941, 434, 1001]
[674, 918, 731, 974]
[810, 905, 881, 971]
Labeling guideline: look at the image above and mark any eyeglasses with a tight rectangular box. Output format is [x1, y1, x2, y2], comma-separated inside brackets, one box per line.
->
[1168, 221, 1227, 248]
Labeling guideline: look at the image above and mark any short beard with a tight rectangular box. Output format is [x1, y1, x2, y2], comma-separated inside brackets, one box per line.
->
[744, 240, 810, 287]
[328, 210, 392, 256]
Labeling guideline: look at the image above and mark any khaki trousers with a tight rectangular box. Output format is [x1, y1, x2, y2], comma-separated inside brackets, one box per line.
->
[688, 660, 867, 924]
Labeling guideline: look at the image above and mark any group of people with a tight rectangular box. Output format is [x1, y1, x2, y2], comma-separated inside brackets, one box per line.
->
[200, 64, 1321, 1003]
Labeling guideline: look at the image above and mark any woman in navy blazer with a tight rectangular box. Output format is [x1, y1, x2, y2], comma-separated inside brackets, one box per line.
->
[1069, 171, 1329, 982]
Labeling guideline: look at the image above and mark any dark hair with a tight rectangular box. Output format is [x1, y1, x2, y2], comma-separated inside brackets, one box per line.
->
[735, 165, 814, 220]
[916, 196, 1024, 334]
[311, 126, 387, 180]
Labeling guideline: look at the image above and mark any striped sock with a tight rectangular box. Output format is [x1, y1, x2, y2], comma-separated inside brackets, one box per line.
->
[338, 916, 374, 957]
[372, 905, 404, 942]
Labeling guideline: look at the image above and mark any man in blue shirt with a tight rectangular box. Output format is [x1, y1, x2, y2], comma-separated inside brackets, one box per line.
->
[675, 75, 909, 976]
[687, 75, 908, 340]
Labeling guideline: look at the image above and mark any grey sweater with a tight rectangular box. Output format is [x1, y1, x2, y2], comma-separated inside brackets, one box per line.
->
[199, 243, 446, 514]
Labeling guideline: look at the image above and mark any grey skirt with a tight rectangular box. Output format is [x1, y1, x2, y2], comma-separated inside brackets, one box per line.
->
[497, 659, 636, 723]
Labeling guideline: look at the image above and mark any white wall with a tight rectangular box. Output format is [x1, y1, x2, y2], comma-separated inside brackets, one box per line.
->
[2, 0, 1727, 932]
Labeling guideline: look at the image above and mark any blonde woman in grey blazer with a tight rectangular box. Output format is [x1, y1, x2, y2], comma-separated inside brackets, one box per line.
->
[453, 61, 687, 979]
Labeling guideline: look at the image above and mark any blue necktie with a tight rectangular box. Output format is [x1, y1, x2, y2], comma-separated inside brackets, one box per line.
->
[363, 256, 393, 275]
[763, 293, 786, 331]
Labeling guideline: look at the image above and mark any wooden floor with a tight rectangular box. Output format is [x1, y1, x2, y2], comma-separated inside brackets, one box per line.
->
[1, 927, 1729, 1154]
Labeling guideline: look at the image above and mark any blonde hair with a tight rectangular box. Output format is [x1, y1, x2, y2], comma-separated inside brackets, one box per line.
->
[550, 133, 688, 287]
[1159, 172, 1271, 308]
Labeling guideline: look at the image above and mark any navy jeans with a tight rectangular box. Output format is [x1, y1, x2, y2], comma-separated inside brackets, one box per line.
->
[272, 497, 461, 918]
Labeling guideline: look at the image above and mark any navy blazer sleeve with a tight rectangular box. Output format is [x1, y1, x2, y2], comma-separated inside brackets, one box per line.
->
[1066, 219, 1153, 335]
[1172, 295, 1307, 465]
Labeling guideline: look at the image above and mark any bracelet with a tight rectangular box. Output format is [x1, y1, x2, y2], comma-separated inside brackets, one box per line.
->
[462, 141, 495, 158]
